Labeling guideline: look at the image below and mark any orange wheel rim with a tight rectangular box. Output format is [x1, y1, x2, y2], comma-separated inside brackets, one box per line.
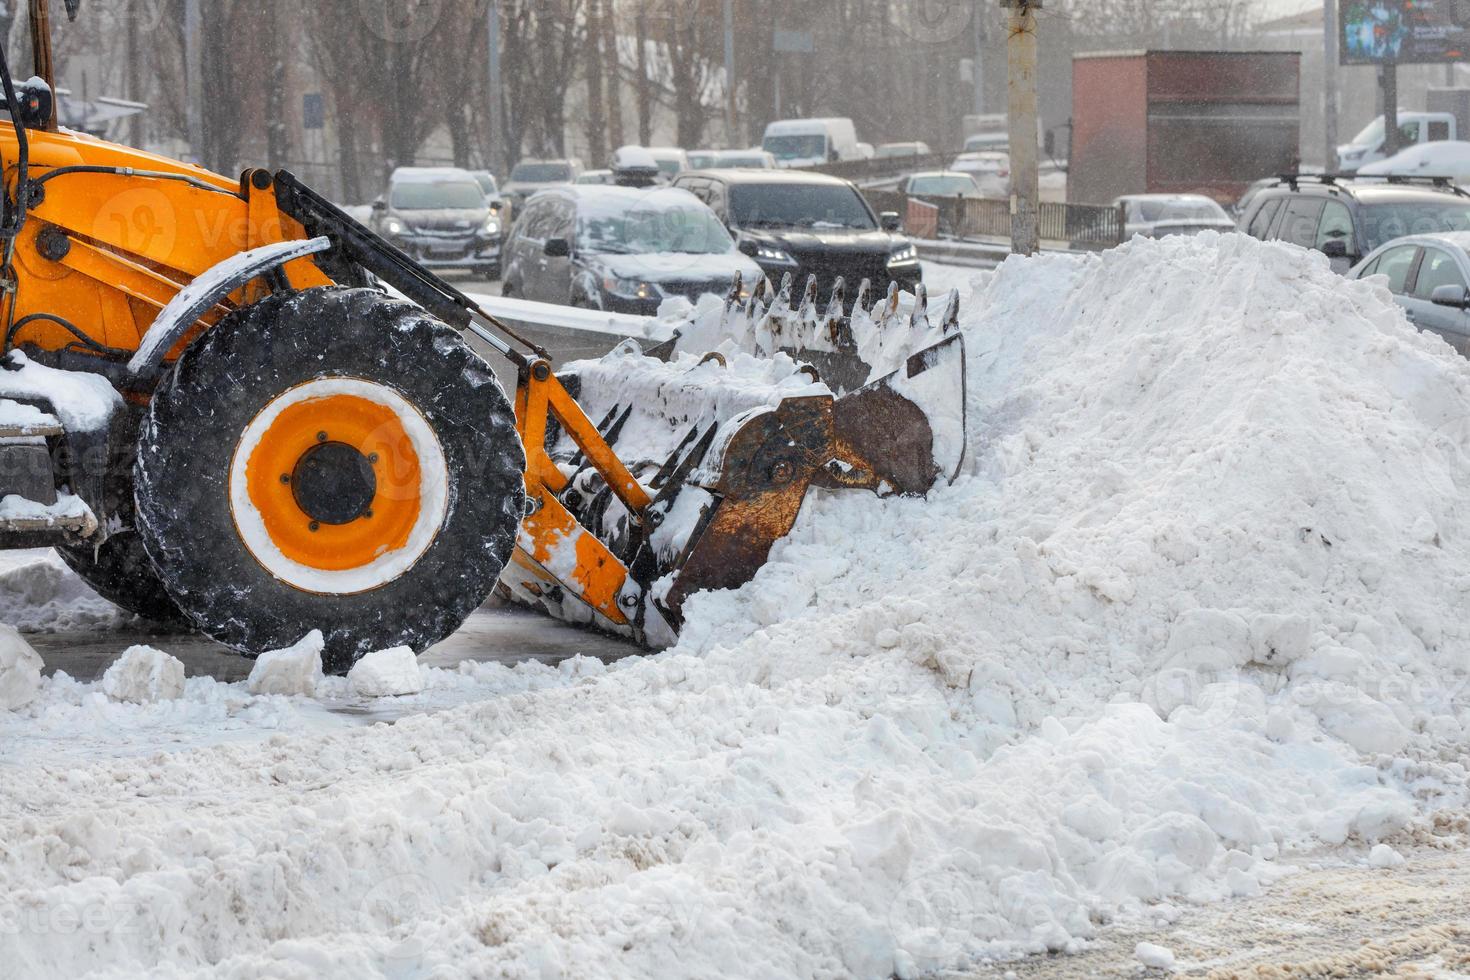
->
[241, 392, 423, 573]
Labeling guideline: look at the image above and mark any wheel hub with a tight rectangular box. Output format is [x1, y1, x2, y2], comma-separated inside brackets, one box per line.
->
[290, 441, 377, 526]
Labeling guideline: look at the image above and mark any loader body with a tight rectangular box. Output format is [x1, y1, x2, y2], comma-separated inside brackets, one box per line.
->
[0, 3, 967, 666]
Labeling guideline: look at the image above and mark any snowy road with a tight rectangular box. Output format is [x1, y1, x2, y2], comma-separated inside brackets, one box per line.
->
[5, 248, 1470, 978]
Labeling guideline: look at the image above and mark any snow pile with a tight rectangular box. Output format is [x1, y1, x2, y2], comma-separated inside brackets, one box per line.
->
[246, 630, 325, 696]
[347, 646, 423, 697]
[100, 646, 185, 705]
[0, 623, 42, 710]
[0, 550, 128, 632]
[3, 235, 1470, 978]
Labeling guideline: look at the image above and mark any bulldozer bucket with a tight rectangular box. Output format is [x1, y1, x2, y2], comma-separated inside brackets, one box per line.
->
[501, 275, 966, 644]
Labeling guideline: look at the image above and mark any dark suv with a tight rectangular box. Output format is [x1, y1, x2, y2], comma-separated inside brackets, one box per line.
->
[671, 169, 921, 301]
[1237, 174, 1470, 274]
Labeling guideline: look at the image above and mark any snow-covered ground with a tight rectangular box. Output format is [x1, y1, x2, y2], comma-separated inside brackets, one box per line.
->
[3, 237, 1470, 977]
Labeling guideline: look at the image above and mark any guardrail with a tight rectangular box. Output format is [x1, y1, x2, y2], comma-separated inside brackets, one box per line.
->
[864, 189, 1125, 251]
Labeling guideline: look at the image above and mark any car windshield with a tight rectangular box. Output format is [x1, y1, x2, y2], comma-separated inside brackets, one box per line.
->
[909, 176, 976, 196]
[1129, 199, 1226, 222]
[1350, 117, 1385, 148]
[654, 158, 683, 177]
[578, 205, 734, 255]
[473, 174, 497, 195]
[965, 135, 1007, 152]
[764, 134, 827, 161]
[730, 184, 876, 230]
[717, 155, 765, 167]
[390, 180, 486, 210]
[1362, 201, 1470, 250]
[510, 163, 572, 183]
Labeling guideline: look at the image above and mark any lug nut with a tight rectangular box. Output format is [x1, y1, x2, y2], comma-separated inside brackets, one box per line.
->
[368, 452, 379, 463]
[363, 509, 373, 519]
[771, 461, 795, 485]
[280, 474, 291, 484]
[316, 431, 328, 442]
[308, 521, 320, 532]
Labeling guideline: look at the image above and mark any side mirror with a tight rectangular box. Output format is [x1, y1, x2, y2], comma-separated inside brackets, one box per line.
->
[371, 198, 387, 212]
[544, 237, 571, 258]
[1431, 283, 1470, 309]
[880, 211, 902, 232]
[1320, 239, 1351, 260]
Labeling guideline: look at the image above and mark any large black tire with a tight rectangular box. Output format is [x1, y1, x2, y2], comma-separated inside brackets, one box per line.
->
[135, 287, 526, 673]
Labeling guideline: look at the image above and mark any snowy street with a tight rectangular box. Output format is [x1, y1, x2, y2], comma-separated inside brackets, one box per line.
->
[6, 241, 1470, 977]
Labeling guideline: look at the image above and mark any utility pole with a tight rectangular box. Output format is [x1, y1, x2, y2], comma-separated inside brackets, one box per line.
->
[1324, 0, 1338, 171]
[184, 0, 203, 165]
[487, 0, 504, 173]
[973, 0, 986, 116]
[723, 0, 737, 147]
[1383, 61, 1400, 157]
[1002, 0, 1039, 256]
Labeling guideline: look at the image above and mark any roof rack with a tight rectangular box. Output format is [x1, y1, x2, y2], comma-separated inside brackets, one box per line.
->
[1273, 172, 1470, 198]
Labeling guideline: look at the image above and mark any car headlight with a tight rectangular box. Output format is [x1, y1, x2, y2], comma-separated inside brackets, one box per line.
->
[384, 218, 405, 236]
[888, 245, 919, 266]
[602, 276, 658, 300]
[752, 243, 797, 265]
[481, 216, 501, 237]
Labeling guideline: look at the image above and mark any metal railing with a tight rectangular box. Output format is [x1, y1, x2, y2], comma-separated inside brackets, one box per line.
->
[863, 189, 1125, 251]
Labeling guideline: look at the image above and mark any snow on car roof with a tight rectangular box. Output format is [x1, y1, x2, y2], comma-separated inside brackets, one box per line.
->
[556, 184, 709, 217]
[391, 166, 476, 183]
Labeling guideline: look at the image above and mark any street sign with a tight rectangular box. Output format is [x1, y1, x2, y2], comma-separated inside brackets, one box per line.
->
[303, 93, 325, 131]
[1340, 0, 1470, 65]
[773, 29, 814, 53]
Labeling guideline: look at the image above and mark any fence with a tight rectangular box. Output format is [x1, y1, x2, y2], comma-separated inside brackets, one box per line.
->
[863, 189, 1125, 251]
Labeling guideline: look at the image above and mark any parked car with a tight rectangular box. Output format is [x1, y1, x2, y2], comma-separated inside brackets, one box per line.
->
[501, 186, 763, 315]
[673, 169, 922, 300]
[951, 151, 1010, 196]
[1348, 232, 1470, 355]
[502, 158, 581, 208]
[711, 149, 777, 169]
[963, 132, 1008, 154]
[901, 171, 983, 199]
[1115, 194, 1236, 238]
[577, 169, 615, 185]
[687, 150, 720, 170]
[1358, 140, 1470, 184]
[1237, 175, 1470, 274]
[877, 141, 932, 160]
[371, 167, 502, 276]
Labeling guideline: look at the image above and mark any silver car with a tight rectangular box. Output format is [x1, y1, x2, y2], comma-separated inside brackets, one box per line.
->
[1349, 232, 1470, 356]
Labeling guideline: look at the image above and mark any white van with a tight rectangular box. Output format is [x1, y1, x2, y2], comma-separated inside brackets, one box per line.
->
[761, 118, 860, 168]
[1338, 111, 1460, 172]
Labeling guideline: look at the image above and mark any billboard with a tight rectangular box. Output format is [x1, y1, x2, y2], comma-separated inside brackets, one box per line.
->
[1340, 0, 1470, 65]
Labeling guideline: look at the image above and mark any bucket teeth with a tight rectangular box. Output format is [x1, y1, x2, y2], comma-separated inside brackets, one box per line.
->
[909, 283, 928, 331]
[725, 270, 744, 307]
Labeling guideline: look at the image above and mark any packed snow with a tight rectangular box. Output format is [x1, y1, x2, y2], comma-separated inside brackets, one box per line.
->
[3, 234, 1470, 978]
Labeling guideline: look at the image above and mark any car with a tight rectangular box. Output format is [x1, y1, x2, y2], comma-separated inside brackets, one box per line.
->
[901, 171, 983, 199]
[646, 147, 690, 182]
[577, 169, 615, 185]
[500, 185, 763, 315]
[1114, 194, 1236, 238]
[1348, 232, 1470, 355]
[502, 158, 581, 208]
[687, 150, 719, 170]
[1238, 174, 1470, 274]
[950, 150, 1010, 196]
[469, 169, 511, 225]
[710, 149, 777, 169]
[672, 169, 922, 301]
[370, 167, 502, 276]
[876, 141, 932, 160]
[1358, 140, 1470, 184]
[762, 118, 861, 167]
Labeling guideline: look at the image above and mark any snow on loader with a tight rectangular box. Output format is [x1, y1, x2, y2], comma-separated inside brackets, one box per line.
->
[0, 2, 966, 671]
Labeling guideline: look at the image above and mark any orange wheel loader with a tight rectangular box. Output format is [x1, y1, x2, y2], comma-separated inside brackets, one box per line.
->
[0, 3, 966, 671]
